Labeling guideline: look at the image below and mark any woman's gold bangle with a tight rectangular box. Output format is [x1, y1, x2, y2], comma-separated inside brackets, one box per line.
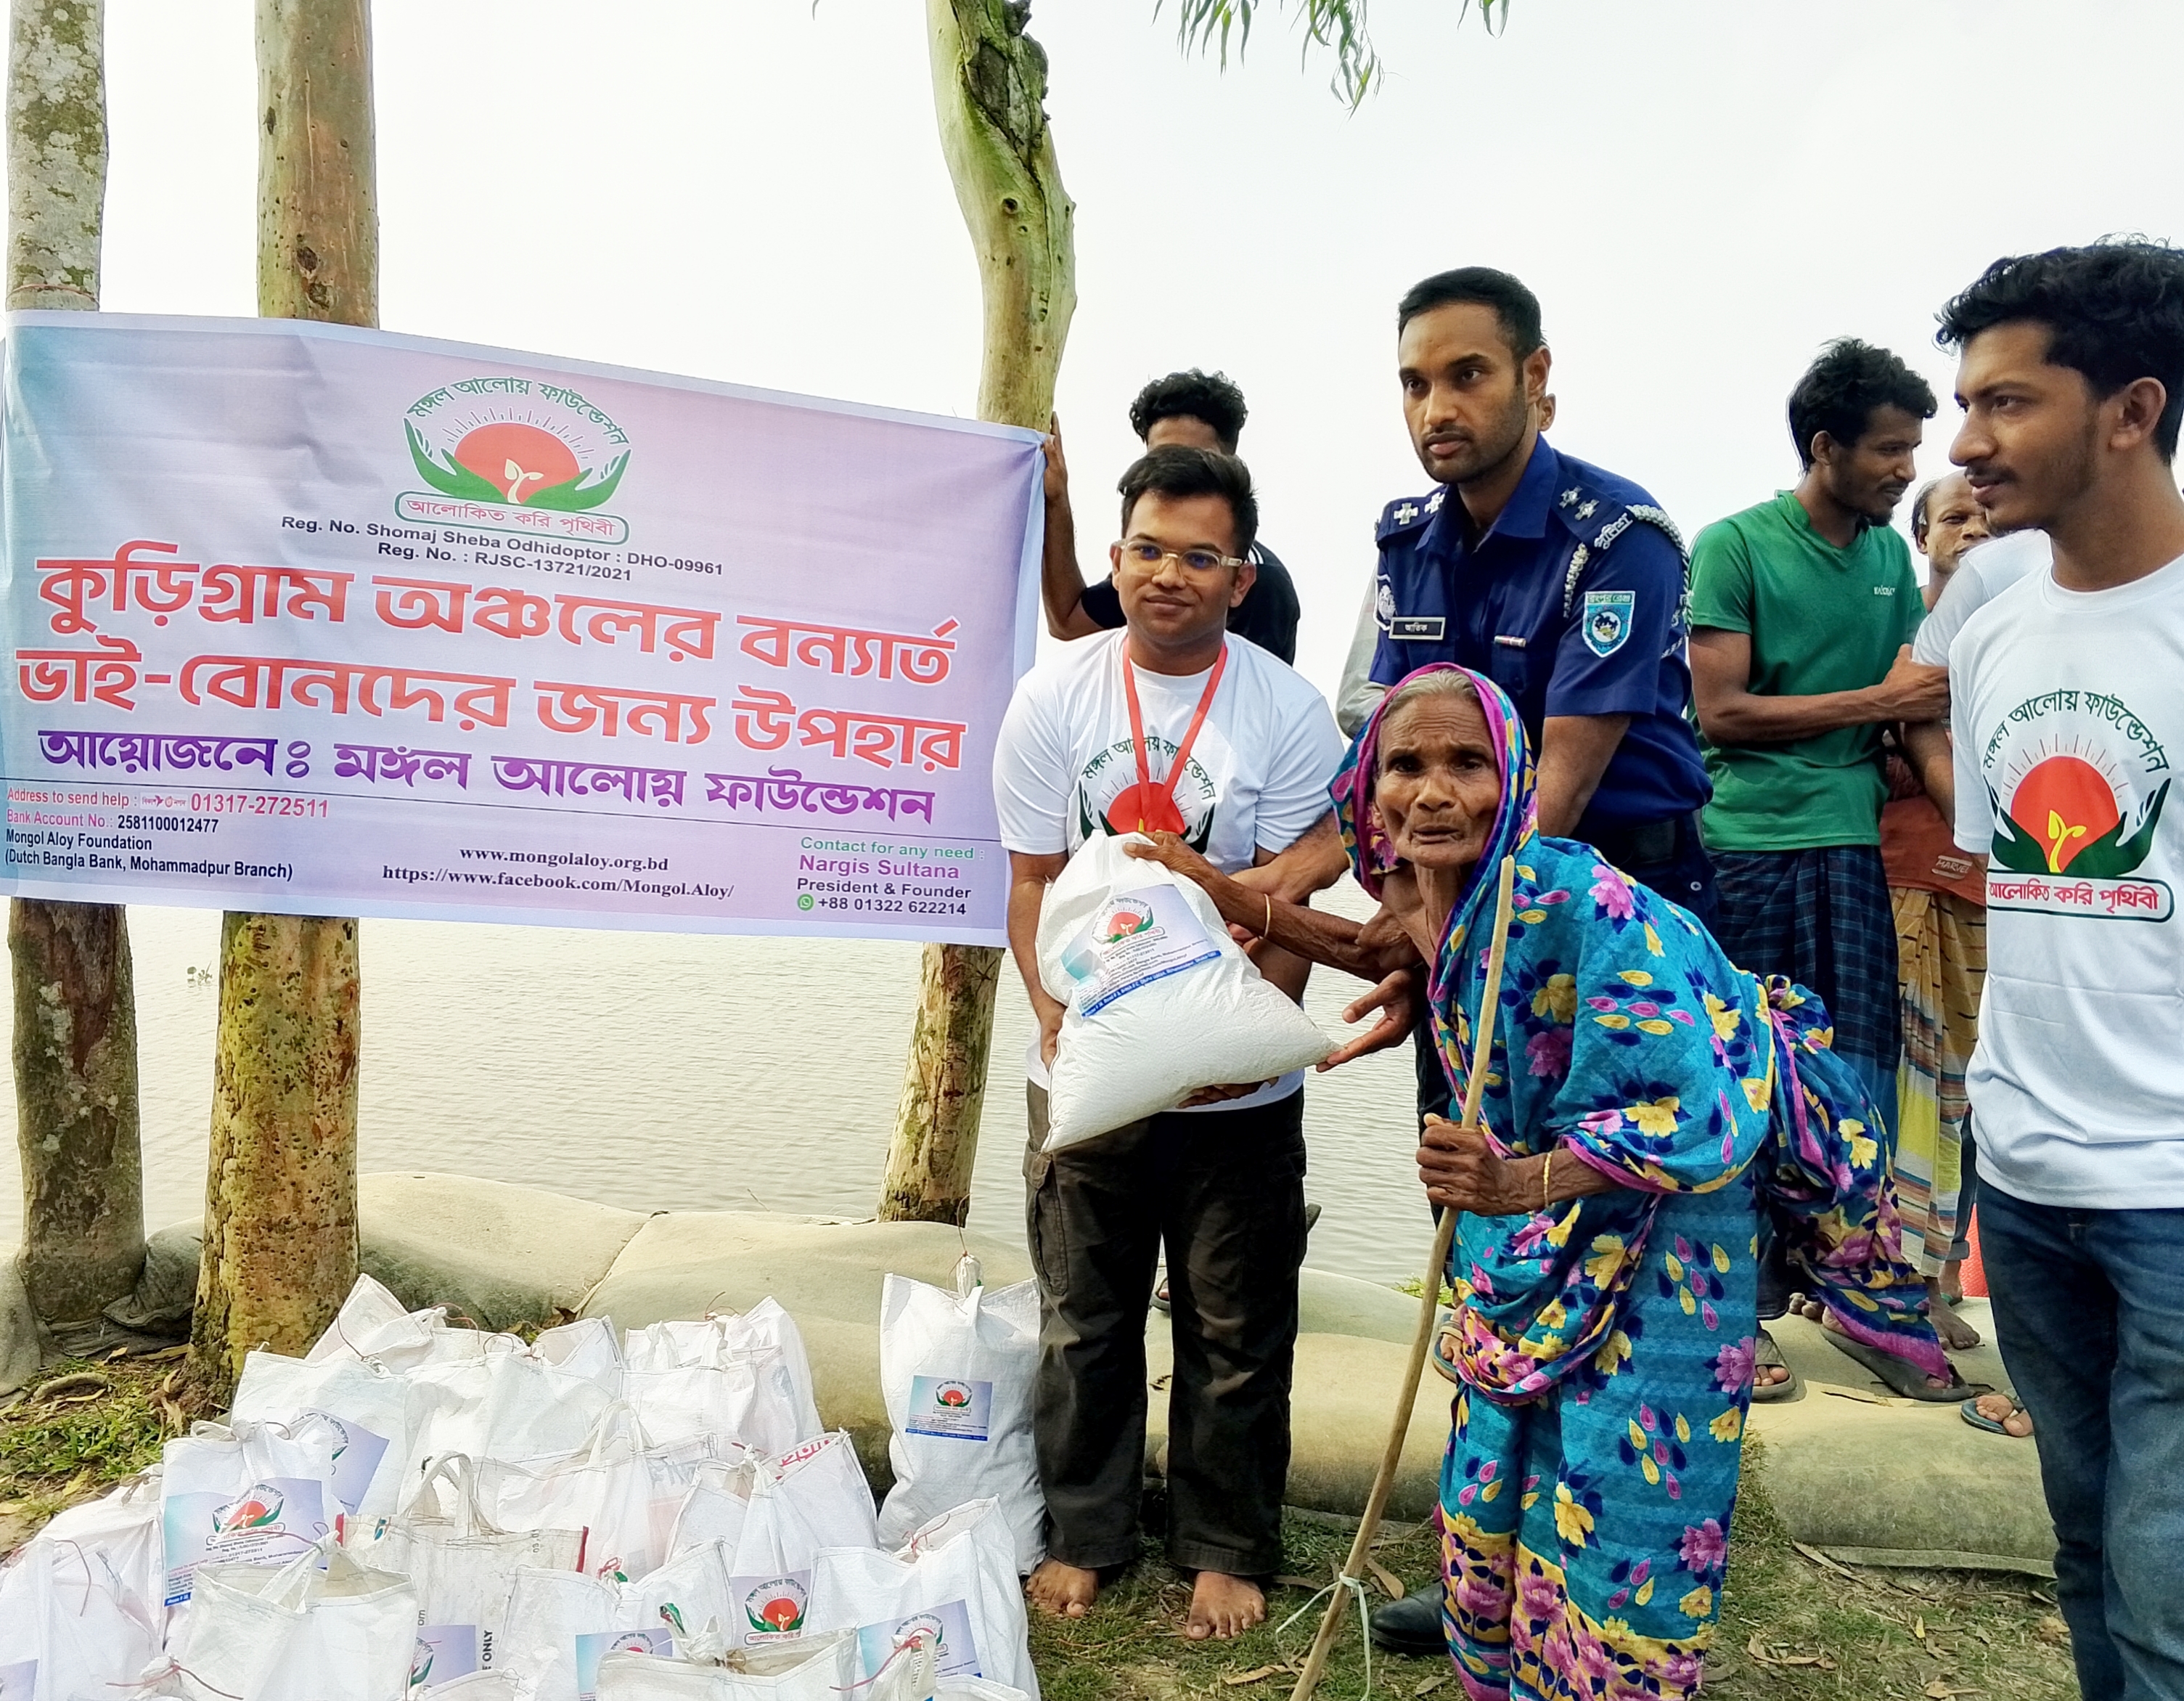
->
[1542, 1149, 1555, 1211]
[1264, 893, 1273, 938]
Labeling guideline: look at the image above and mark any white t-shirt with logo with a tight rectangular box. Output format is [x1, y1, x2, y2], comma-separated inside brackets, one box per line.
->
[1915, 529, 2052, 666]
[994, 630, 1348, 1109]
[1951, 551, 2184, 1207]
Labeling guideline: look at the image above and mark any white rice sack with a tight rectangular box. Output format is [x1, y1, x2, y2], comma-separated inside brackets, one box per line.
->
[159, 1419, 340, 1608]
[594, 1629, 854, 1701]
[1034, 833, 1330, 1149]
[874, 1263, 1042, 1574]
[231, 1350, 412, 1520]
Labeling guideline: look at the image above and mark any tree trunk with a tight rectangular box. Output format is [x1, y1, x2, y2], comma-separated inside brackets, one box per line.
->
[186, 0, 375, 1403]
[7, 0, 145, 1330]
[878, 0, 1075, 1225]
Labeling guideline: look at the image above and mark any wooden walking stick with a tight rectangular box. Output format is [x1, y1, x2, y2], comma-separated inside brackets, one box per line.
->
[1286, 853, 1519, 1701]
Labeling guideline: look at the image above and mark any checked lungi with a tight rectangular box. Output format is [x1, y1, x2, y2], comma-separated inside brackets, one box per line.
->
[1709, 845, 1902, 1147]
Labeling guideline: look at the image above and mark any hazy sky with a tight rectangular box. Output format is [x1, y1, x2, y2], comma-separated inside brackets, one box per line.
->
[87, 0, 2183, 696]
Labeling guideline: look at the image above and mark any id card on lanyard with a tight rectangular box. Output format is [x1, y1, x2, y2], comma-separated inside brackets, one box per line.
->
[1104, 642, 1227, 837]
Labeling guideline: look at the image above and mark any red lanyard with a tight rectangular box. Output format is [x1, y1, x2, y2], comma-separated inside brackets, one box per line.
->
[1113, 640, 1227, 836]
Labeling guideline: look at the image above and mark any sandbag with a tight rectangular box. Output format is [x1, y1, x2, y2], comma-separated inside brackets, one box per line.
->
[1034, 833, 1330, 1149]
[593, 1631, 854, 1701]
[231, 1348, 412, 1519]
[810, 1498, 1038, 1700]
[160, 1420, 340, 1607]
[875, 1264, 1043, 1572]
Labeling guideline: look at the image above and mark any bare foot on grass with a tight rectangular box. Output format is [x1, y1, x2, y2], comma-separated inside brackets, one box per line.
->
[1187, 1571, 1266, 1640]
[1926, 1278, 1981, 1351]
[1970, 1392, 2033, 1437]
[1026, 1559, 1099, 1618]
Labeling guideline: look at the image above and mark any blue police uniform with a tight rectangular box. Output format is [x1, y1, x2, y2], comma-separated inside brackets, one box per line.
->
[1372, 436, 1718, 1131]
[1369, 434, 1712, 857]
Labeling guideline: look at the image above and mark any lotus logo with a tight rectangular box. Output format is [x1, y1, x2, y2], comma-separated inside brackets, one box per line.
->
[210, 1484, 284, 1540]
[933, 1381, 975, 1409]
[745, 1575, 809, 1633]
[1097, 905, 1154, 945]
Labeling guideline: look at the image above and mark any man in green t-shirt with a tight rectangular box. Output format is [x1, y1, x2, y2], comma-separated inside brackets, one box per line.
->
[1688, 336, 1950, 1140]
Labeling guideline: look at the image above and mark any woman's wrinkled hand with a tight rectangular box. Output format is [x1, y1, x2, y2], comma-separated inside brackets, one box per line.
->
[1179, 1077, 1277, 1108]
[1418, 1114, 1524, 1216]
[1319, 968, 1419, 1070]
[1124, 830, 1222, 890]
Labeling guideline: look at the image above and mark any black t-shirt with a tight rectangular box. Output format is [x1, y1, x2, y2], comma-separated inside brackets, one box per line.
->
[1079, 542, 1301, 665]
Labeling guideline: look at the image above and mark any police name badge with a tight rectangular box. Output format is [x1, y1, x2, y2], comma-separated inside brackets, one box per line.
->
[1390, 616, 1446, 641]
[1581, 590, 1634, 658]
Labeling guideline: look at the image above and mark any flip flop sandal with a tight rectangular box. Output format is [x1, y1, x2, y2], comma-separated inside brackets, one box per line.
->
[1749, 1326, 1802, 1403]
[1825, 1331, 1992, 1402]
[1431, 1318, 1462, 1385]
[1960, 1395, 2030, 1436]
[1151, 1278, 1171, 1316]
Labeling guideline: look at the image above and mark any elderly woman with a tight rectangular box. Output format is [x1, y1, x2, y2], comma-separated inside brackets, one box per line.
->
[1132, 665, 1942, 1701]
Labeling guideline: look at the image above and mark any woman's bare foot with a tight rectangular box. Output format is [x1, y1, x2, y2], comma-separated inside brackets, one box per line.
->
[1969, 1392, 2033, 1437]
[1026, 1559, 1100, 1618]
[1187, 1571, 1266, 1640]
[1926, 1278, 1981, 1351]
[1815, 1305, 1950, 1390]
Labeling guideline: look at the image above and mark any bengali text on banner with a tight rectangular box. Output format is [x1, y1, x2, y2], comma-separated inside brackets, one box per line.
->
[0, 313, 1043, 943]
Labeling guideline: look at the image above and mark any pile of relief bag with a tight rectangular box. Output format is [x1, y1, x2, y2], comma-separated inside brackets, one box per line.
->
[0, 1255, 1046, 1701]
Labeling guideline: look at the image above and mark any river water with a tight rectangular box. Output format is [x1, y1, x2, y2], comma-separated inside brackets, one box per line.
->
[0, 883, 1436, 1289]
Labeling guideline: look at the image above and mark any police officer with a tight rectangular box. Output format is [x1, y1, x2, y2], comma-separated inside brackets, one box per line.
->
[1338, 263, 1720, 1660]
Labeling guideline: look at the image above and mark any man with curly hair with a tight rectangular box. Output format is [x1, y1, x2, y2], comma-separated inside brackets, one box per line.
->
[1039, 369, 1302, 662]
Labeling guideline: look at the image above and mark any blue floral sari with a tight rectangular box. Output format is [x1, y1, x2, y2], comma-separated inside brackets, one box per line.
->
[1332, 667, 1941, 1701]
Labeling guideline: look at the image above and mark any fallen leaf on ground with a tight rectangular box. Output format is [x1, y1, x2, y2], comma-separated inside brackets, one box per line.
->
[1914, 1615, 1927, 1639]
[1365, 1557, 1407, 1600]
[1412, 1676, 1448, 1697]
[2035, 1616, 2070, 1644]
[1922, 1684, 1980, 1698]
[1746, 1633, 1778, 1666]
[1272, 1575, 1320, 1591]
[1219, 1667, 1284, 1686]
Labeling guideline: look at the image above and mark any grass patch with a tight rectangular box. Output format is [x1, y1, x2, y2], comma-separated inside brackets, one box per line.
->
[1028, 1444, 2075, 1700]
[0, 1353, 175, 1535]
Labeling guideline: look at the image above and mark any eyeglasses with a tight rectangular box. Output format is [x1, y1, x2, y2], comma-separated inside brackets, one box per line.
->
[1115, 539, 1247, 575]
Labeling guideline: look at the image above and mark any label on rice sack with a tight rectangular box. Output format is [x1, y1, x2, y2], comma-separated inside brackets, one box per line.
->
[857, 1599, 981, 1682]
[1059, 884, 1220, 1016]
[904, 1375, 993, 1441]
[413, 1628, 480, 1689]
[303, 1408, 390, 1516]
[0, 1661, 35, 1699]
[577, 1629, 674, 1699]
[162, 1474, 331, 1604]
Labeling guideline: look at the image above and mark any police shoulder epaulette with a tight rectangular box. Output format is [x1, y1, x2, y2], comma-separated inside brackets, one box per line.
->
[1555, 482, 1690, 617]
[1375, 487, 1445, 543]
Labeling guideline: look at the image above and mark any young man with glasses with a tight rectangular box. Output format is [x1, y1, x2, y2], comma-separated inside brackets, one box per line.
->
[994, 444, 1346, 1641]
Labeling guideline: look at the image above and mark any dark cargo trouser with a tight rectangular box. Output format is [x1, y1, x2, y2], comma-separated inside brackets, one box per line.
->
[1024, 1082, 1307, 1577]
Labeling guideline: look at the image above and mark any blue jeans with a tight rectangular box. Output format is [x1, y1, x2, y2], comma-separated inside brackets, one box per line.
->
[1981, 1182, 2184, 1700]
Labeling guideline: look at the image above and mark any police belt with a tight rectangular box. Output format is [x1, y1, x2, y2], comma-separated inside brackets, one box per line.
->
[1585, 811, 1698, 869]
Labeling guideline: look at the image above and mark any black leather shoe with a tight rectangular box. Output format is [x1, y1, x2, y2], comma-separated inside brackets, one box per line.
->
[1368, 1588, 1444, 1656]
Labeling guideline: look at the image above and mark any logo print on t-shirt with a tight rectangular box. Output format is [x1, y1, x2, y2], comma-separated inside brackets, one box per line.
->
[1981, 686, 2173, 919]
[1073, 735, 1217, 854]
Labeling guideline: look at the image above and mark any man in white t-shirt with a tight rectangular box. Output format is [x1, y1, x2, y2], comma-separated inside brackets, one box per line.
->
[993, 444, 1347, 1641]
[1937, 240, 2184, 1700]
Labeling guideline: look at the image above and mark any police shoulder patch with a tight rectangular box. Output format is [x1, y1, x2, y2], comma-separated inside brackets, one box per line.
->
[1582, 589, 1635, 658]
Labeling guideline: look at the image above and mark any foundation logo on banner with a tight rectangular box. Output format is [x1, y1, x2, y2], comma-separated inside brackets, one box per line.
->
[1981, 685, 2174, 921]
[398, 376, 634, 544]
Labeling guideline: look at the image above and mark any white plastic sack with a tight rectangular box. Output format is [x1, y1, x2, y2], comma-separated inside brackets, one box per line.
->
[34, 1470, 166, 1644]
[875, 1265, 1043, 1573]
[0, 1530, 164, 1701]
[164, 1540, 418, 1701]
[401, 1338, 619, 1491]
[615, 1539, 732, 1652]
[623, 1301, 821, 1441]
[231, 1348, 411, 1519]
[810, 1498, 1037, 1700]
[476, 1408, 660, 1587]
[499, 1567, 622, 1701]
[305, 1273, 488, 1374]
[345, 1454, 583, 1676]
[160, 1419, 340, 1607]
[1034, 833, 1330, 1148]
[625, 1360, 796, 1456]
[531, 1318, 626, 1394]
[593, 1631, 854, 1701]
